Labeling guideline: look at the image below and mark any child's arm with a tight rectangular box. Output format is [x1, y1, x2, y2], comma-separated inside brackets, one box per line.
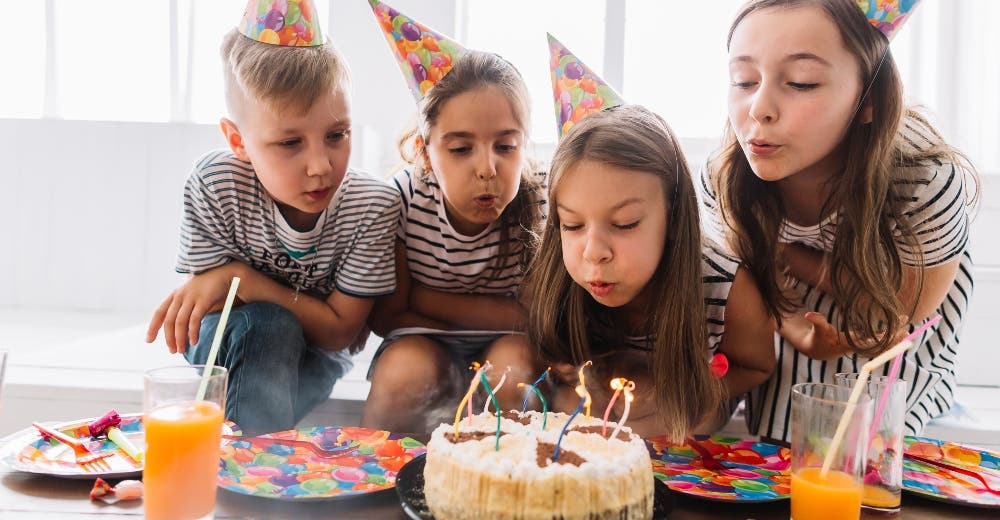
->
[716, 267, 776, 397]
[368, 240, 450, 337]
[146, 260, 388, 354]
[146, 267, 236, 354]
[782, 242, 961, 323]
[409, 284, 526, 331]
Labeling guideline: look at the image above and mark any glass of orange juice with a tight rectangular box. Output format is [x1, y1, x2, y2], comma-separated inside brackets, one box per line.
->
[790, 383, 872, 520]
[143, 365, 227, 520]
[836, 373, 906, 515]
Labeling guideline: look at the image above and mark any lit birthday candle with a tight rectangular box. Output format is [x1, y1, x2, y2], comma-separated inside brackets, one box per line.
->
[609, 380, 635, 440]
[453, 361, 490, 437]
[483, 366, 511, 414]
[577, 361, 593, 418]
[553, 384, 587, 461]
[479, 372, 502, 451]
[602, 378, 628, 438]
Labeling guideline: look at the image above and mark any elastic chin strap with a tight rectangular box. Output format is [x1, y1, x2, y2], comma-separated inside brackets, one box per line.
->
[850, 45, 890, 125]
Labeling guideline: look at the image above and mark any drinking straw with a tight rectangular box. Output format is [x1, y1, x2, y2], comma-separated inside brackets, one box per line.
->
[820, 338, 915, 477]
[865, 314, 942, 451]
[195, 276, 241, 402]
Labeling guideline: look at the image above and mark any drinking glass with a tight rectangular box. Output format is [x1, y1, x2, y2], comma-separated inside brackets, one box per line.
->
[790, 383, 873, 520]
[143, 365, 227, 520]
[836, 373, 906, 514]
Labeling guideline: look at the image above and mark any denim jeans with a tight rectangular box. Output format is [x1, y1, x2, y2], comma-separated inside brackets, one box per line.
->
[184, 302, 344, 435]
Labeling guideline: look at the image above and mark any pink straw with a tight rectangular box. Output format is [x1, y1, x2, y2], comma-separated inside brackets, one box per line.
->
[866, 314, 942, 450]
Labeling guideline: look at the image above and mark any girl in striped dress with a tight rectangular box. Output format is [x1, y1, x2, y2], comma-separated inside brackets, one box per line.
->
[702, 0, 980, 440]
[526, 105, 775, 442]
[361, 51, 547, 432]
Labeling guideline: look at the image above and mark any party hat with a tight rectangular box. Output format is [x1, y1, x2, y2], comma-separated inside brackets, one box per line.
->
[855, 0, 922, 40]
[548, 33, 625, 138]
[239, 0, 325, 46]
[368, 0, 467, 101]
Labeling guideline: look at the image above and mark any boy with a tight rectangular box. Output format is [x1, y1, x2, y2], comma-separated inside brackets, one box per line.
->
[146, 1, 400, 435]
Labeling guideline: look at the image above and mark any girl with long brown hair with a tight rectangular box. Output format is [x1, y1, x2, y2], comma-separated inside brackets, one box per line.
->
[704, 0, 979, 440]
[361, 2, 546, 432]
[527, 105, 774, 442]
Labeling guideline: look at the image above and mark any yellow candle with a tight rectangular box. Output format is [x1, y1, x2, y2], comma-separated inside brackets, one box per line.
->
[453, 361, 489, 437]
[577, 361, 593, 418]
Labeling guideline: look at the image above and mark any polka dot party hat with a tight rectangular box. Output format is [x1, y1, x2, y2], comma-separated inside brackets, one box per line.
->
[367, 0, 468, 102]
[855, 0, 922, 40]
[239, 0, 325, 47]
[548, 33, 625, 139]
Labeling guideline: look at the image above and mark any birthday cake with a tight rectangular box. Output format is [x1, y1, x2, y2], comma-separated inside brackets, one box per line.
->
[423, 409, 653, 520]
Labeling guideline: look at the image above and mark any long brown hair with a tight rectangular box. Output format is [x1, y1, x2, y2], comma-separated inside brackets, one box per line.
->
[710, 0, 979, 354]
[398, 51, 543, 274]
[526, 105, 722, 442]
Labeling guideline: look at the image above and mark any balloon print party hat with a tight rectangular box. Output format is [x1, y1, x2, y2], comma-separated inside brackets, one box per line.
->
[368, 0, 468, 101]
[855, 0, 922, 40]
[548, 33, 625, 138]
[239, 0, 325, 46]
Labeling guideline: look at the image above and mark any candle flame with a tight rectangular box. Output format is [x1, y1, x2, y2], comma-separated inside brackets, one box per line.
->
[577, 361, 593, 418]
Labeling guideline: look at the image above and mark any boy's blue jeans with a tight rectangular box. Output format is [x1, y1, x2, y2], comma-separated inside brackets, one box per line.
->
[183, 302, 344, 435]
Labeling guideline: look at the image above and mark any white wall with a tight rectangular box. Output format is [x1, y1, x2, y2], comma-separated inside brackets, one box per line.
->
[1, 118, 997, 387]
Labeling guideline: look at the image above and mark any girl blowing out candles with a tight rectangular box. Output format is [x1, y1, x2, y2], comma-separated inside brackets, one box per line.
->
[525, 38, 775, 443]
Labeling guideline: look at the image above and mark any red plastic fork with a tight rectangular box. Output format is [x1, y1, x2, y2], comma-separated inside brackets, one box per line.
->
[33, 422, 113, 472]
[907, 453, 1000, 496]
[222, 434, 356, 458]
[686, 437, 726, 471]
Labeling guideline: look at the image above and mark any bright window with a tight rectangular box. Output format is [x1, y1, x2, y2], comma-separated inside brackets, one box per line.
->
[461, 0, 606, 143]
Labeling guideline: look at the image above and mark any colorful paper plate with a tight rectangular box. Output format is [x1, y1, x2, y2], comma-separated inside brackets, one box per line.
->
[902, 435, 1000, 508]
[646, 435, 791, 502]
[0, 413, 240, 479]
[394, 454, 675, 520]
[218, 426, 426, 501]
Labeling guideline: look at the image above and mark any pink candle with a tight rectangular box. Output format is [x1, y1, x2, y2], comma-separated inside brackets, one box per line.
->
[602, 378, 628, 437]
[609, 380, 635, 440]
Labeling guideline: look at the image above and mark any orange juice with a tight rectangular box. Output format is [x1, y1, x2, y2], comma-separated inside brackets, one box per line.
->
[144, 401, 223, 520]
[863, 483, 901, 509]
[791, 467, 863, 520]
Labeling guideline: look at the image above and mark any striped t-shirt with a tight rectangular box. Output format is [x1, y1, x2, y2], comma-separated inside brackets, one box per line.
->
[177, 150, 401, 299]
[392, 168, 548, 296]
[700, 130, 975, 440]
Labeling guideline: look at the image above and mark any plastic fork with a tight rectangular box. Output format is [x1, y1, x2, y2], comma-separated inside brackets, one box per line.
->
[32, 422, 113, 472]
[222, 434, 357, 458]
[686, 437, 727, 470]
[906, 453, 1000, 496]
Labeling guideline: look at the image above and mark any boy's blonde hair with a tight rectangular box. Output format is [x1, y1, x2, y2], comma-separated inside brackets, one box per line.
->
[221, 29, 351, 118]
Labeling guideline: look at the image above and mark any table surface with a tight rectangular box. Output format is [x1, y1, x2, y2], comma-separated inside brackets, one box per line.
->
[0, 436, 993, 519]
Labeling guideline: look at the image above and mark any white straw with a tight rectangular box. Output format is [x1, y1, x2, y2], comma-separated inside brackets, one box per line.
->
[195, 276, 241, 402]
[820, 339, 914, 477]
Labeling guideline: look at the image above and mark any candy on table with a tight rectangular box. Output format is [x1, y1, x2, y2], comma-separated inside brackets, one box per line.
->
[90, 478, 143, 503]
[108, 426, 143, 463]
[87, 409, 122, 437]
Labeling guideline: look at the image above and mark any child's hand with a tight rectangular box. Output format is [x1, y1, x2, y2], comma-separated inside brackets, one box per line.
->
[348, 326, 371, 355]
[780, 311, 909, 360]
[145, 271, 233, 354]
[779, 311, 846, 361]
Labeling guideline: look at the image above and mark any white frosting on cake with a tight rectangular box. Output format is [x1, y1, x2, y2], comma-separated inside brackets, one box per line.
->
[424, 410, 653, 520]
